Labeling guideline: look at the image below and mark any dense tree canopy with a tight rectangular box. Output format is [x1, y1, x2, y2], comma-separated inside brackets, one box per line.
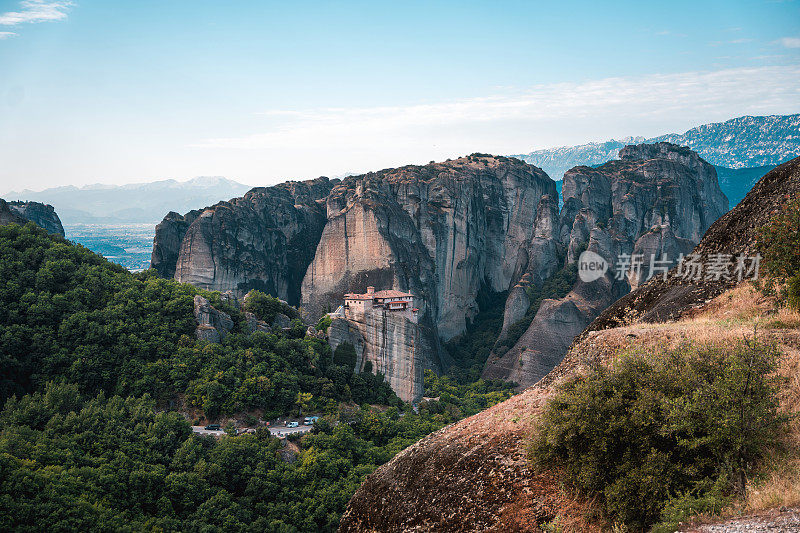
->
[0, 223, 514, 531]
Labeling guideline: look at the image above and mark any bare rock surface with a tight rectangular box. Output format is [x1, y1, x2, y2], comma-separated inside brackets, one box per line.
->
[0, 199, 65, 236]
[328, 310, 433, 402]
[680, 507, 800, 532]
[301, 154, 557, 343]
[484, 143, 729, 388]
[152, 177, 337, 304]
[584, 154, 800, 334]
[193, 295, 233, 343]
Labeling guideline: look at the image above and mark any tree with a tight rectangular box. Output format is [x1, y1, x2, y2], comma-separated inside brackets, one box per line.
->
[295, 391, 313, 417]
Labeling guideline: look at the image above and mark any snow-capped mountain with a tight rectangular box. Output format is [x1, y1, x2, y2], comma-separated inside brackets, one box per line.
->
[515, 114, 800, 180]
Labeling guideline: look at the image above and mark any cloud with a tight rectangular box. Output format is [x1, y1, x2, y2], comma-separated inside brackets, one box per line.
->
[0, 31, 17, 39]
[0, 1, 73, 26]
[186, 65, 800, 180]
[778, 37, 800, 48]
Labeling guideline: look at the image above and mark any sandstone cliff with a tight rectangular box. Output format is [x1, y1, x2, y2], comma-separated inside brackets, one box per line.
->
[301, 154, 557, 342]
[0, 199, 65, 236]
[328, 310, 431, 402]
[151, 177, 336, 305]
[483, 143, 728, 388]
[583, 154, 800, 333]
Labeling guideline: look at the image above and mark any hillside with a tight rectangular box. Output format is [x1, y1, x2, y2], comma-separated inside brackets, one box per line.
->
[0, 223, 515, 532]
[340, 284, 800, 531]
[515, 114, 799, 180]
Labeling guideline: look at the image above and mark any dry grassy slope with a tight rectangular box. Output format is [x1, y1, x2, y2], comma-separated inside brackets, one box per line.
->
[339, 285, 800, 532]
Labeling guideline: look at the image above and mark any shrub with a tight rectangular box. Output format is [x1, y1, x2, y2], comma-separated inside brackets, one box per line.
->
[316, 314, 332, 332]
[758, 194, 800, 308]
[530, 338, 787, 530]
[244, 290, 298, 323]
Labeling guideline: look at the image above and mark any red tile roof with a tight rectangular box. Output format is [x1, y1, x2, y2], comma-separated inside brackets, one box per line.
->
[372, 289, 413, 299]
[344, 289, 414, 300]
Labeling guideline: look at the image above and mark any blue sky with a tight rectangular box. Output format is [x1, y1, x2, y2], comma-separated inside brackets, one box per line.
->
[1, 0, 799, 189]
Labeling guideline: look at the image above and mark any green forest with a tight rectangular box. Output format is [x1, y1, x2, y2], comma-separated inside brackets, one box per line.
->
[0, 223, 514, 531]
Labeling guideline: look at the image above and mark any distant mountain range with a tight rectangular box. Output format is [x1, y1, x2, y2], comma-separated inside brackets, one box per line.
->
[514, 114, 800, 182]
[4, 176, 252, 224]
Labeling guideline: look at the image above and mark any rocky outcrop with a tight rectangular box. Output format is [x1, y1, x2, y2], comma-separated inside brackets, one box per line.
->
[328, 309, 433, 402]
[0, 199, 65, 236]
[151, 210, 200, 279]
[483, 143, 729, 388]
[244, 312, 271, 334]
[151, 177, 337, 305]
[583, 155, 800, 333]
[301, 155, 557, 342]
[193, 295, 233, 343]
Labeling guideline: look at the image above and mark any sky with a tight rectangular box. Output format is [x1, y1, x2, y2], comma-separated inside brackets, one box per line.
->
[0, 0, 799, 190]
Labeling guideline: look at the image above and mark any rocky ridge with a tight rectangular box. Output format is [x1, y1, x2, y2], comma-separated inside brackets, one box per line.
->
[483, 142, 728, 388]
[516, 113, 799, 179]
[0, 199, 65, 236]
[153, 146, 730, 400]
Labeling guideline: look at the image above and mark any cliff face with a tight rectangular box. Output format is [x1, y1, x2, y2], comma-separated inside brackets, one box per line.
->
[1, 200, 65, 237]
[151, 177, 336, 305]
[301, 155, 557, 341]
[153, 147, 729, 400]
[328, 309, 432, 402]
[483, 143, 728, 388]
[583, 155, 800, 333]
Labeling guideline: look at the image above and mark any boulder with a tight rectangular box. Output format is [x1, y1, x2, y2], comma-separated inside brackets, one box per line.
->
[193, 295, 233, 342]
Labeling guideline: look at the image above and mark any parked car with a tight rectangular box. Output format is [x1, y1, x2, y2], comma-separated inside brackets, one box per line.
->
[286, 421, 299, 428]
[204, 424, 221, 431]
[303, 416, 319, 425]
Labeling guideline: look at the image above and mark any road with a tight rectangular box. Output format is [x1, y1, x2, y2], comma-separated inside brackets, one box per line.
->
[191, 424, 313, 438]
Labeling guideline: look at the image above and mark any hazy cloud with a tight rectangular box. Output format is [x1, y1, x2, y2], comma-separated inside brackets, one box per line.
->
[0, 1, 73, 26]
[0, 31, 17, 39]
[186, 65, 800, 180]
[778, 37, 800, 48]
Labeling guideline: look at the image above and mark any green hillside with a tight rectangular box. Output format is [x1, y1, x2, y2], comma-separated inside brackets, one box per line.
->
[0, 223, 513, 531]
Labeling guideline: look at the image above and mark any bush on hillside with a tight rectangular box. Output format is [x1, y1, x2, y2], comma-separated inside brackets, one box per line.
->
[244, 289, 298, 323]
[529, 338, 787, 530]
[758, 194, 800, 309]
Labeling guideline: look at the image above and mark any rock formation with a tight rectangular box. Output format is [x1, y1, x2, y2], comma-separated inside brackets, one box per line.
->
[154, 146, 731, 399]
[483, 143, 728, 388]
[0, 199, 65, 236]
[193, 295, 233, 343]
[151, 177, 337, 305]
[584, 154, 800, 333]
[339, 159, 798, 528]
[301, 154, 557, 342]
[328, 310, 431, 402]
